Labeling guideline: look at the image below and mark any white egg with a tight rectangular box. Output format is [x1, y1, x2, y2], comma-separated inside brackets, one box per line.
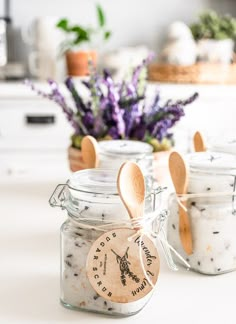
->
[166, 21, 194, 41]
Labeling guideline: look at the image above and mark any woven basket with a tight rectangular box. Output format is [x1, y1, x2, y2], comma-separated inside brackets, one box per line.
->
[148, 63, 236, 84]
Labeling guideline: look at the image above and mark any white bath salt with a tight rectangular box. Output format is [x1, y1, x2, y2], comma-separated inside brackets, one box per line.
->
[167, 151, 236, 275]
[61, 220, 153, 315]
[168, 196, 236, 274]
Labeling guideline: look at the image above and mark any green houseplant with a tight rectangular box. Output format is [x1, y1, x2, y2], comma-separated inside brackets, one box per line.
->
[56, 4, 111, 76]
[190, 11, 236, 63]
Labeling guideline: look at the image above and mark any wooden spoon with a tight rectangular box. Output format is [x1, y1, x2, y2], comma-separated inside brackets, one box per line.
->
[117, 162, 145, 221]
[81, 135, 99, 168]
[193, 131, 206, 152]
[169, 151, 193, 255]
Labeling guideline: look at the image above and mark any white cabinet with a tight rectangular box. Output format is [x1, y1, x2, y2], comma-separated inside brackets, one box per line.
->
[0, 83, 73, 180]
[0, 99, 72, 149]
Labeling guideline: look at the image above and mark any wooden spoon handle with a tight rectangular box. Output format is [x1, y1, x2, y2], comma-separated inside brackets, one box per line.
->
[169, 151, 193, 255]
[179, 203, 193, 255]
[81, 135, 99, 168]
[193, 131, 206, 152]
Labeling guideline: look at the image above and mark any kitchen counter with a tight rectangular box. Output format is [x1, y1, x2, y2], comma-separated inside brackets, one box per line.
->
[1, 174, 236, 324]
[1, 80, 236, 100]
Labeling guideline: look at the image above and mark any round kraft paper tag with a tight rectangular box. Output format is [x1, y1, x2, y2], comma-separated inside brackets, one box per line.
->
[86, 228, 160, 303]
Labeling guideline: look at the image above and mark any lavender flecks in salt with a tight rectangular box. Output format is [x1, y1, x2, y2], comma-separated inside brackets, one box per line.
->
[65, 260, 72, 267]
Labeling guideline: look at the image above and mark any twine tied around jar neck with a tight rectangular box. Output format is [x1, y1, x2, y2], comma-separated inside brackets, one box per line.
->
[68, 208, 190, 276]
[175, 191, 236, 213]
[49, 183, 190, 280]
[49, 183, 190, 273]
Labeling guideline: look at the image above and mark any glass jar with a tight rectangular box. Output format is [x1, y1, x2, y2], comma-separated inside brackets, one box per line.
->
[209, 136, 236, 155]
[98, 140, 154, 188]
[186, 151, 236, 195]
[167, 151, 236, 275]
[49, 169, 169, 316]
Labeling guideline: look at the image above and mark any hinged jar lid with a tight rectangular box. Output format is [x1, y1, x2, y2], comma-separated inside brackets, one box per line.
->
[49, 169, 163, 221]
[210, 136, 236, 155]
[98, 140, 153, 157]
[187, 151, 236, 173]
[68, 169, 118, 195]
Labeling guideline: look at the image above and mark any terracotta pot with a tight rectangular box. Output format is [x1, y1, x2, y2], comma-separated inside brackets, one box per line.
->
[68, 146, 86, 172]
[66, 50, 97, 76]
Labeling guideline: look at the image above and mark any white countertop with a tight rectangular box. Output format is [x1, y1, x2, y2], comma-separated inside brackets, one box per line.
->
[1, 175, 236, 324]
[1, 81, 236, 100]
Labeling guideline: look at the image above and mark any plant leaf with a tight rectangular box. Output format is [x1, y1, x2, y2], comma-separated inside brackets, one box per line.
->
[70, 26, 90, 44]
[74, 34, 90, 45]
[104, 30, 111, 40]
[190, 10, 236, 40]
[71, 26, 88, 36]
[96, 4, 105, 27]
[56, 19, 69, 31]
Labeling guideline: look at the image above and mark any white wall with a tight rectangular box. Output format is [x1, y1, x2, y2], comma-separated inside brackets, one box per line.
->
[5, 0, 236, 52]
[1, 0, 236, 77]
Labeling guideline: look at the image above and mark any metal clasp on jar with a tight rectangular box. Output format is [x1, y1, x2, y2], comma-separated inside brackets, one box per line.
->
[49, 183, 69, 209]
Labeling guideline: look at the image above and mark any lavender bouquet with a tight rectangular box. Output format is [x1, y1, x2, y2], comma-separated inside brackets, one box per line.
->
[26, 55, 198, 152]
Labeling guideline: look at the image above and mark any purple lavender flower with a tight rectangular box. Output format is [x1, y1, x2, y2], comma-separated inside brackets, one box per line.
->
[131, 52, 154, 87]
[108, 126, 120, 139]
[130, 116, 147, 140]
[25, 79, 83, 134]
[25, 55, 198, 150]
[82, 111, 94, 128]
[65, 77, 87, 113]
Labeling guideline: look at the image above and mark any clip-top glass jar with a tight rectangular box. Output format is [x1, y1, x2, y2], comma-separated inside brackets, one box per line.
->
[49, 169, 169, 316]
[97, 140, 154, 188]
[167, 151, 236, 275]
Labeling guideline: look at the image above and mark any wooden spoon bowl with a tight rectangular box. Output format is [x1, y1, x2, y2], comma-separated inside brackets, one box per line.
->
[81, 135, 99, 168]
[117, 162, 145, 220]
[193, 131, 206, 152]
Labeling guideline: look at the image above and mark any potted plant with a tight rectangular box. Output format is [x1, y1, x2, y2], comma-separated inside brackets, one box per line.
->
[26, 55, 198, 181]
[56, 3, 111, 76]
[190, 10, 236, 63]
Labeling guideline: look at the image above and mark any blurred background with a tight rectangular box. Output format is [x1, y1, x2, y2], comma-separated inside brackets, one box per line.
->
[0, 0, 236, 182]
[0, 0, 236, 78]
